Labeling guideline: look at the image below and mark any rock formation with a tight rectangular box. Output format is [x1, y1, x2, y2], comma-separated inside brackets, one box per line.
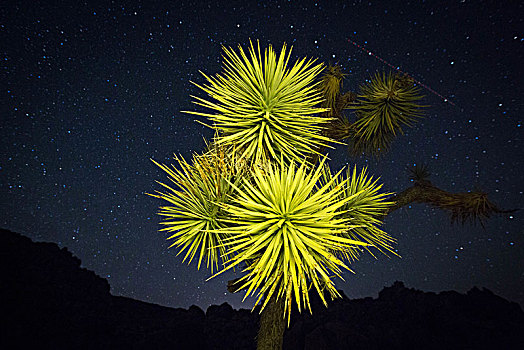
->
[1, 228, 522, 349]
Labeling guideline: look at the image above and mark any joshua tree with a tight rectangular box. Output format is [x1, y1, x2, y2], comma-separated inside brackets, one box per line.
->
[148, 40, 510, 350]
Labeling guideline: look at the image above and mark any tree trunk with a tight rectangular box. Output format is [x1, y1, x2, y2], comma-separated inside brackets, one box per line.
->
[256, 294, 286, 350]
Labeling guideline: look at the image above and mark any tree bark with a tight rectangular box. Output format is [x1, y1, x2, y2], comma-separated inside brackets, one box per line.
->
[256, 294, 286, 350]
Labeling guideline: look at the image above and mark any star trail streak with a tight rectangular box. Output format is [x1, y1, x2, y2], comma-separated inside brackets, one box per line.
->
[348, 38, 456, 106]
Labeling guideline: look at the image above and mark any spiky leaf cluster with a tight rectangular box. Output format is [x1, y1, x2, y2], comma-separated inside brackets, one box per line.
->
[185, 40, 335, 165]
[147, 146, 246, 273]
[210, 158, 369, 323]
[439, 190, 499, 227]
[320, 165, 396, 262]
[409, 163, 431, 182]
[319, 64, 347, 115]
[349, 71, 425, 156]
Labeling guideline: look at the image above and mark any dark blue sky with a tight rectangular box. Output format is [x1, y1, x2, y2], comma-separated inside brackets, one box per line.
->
[1, 0, 522, 310]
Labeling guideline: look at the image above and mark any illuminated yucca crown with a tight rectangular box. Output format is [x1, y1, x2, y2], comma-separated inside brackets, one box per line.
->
[185, 40, 336, 165]
[150, 41, 395, 324]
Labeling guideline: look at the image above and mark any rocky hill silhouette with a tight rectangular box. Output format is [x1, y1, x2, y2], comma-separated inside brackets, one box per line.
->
[1, 228, 523, 349]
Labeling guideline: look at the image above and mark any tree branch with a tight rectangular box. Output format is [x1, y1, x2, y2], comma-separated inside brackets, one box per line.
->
[387, 179, 517, 227]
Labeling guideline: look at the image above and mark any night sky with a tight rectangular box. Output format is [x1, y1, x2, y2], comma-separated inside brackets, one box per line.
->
[1, 0, 522, 311]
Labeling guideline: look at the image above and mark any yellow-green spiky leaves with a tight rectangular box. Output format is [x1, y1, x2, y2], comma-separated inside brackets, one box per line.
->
[185, 40, 335, 166]
[320, 165, 396, 262]
[209, 158, 369, 324]
[147, 147, 245, 273]
[349, 72, 426, 156]
[319, 64, 347, 114]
